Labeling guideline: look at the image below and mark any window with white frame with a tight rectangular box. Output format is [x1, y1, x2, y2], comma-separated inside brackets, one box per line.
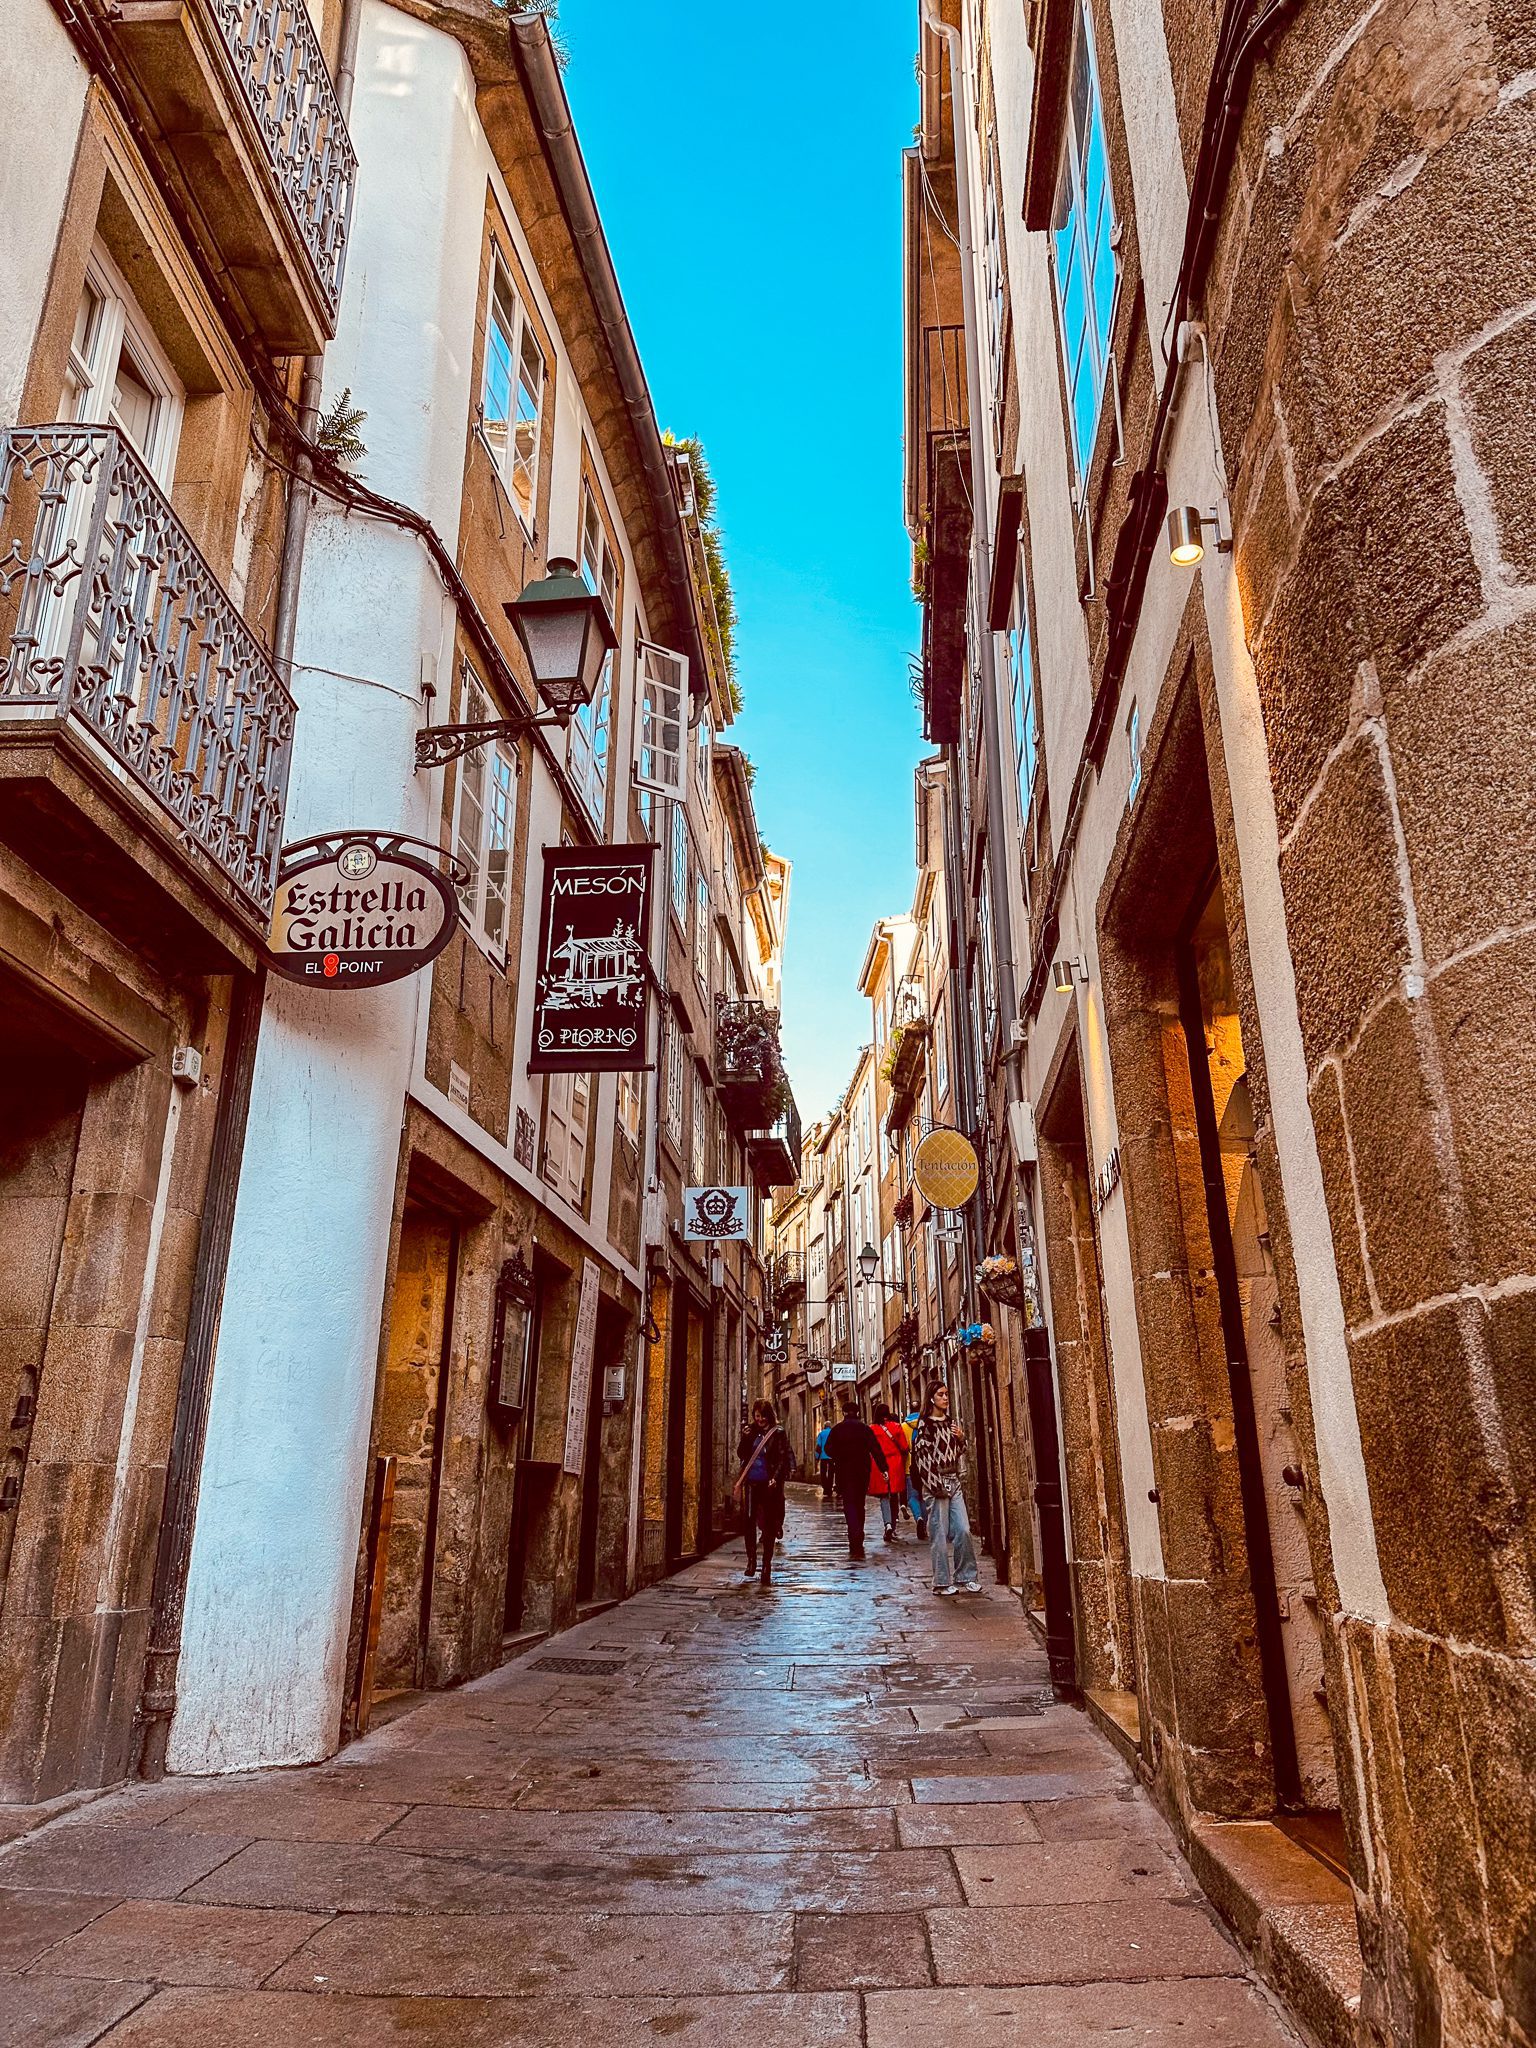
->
[1007, 566, 1038, 825]
[452, 667, 517, 959]
[695, 712, 711, 808]
[1051, 0, 1117, 483]
[934, 998, 949, 1104]
[980, 126, 1007, 425]
[543, 1069, 590, 1209]
[665, 1013, 685, 1150]
[978, 864, 999, 1047]
[617, 1065, 643, 1149]
[569, 478, 618, 821]
[482, 254, 545, 530]
[689, 1079, 708, 1188]
[636, 641, 688, 802]
[64, 246, 184, 486]
[1127, 698, 1143, 805]
[694, 873, 709, 989]
[670, 807, 689, 925]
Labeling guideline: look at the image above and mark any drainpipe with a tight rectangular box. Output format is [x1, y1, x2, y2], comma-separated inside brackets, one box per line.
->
[134, 0, 366, 1777]
[922, 0, 1032, 1580]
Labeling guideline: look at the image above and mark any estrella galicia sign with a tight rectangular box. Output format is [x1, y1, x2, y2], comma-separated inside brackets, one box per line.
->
[264, 831, 464, 988]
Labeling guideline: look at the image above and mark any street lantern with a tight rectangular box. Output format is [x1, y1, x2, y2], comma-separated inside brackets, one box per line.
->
[416, 556, 619, 770]
[505, 556, 617, 720]
[857, 1242, 880, 1285]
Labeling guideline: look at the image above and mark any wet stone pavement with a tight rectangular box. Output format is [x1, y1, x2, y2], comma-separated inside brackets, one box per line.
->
[0, 1492, 1301, 2045]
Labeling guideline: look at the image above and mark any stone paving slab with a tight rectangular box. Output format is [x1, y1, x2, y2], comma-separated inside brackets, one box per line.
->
[0, 1889, 116, 1970]
[101, 1988, 864, 2046]
[927, 1897, 1248, 1984]
[0, 1494, 1300, 2046]
[379, 1800, 899, 1857]
[28, 1899, 331, 1987]
[0, 1973, 149, 2048]
[866, 1978, 1292, 2044]
[951, 1838, 1186, 1906]
[267, 1906, 797, 1996]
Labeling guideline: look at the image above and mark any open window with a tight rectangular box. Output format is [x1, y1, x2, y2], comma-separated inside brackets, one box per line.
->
[451, 664, 518, 962]
[635, 640, 688, 801]
[569, 476, 619, 824]
[482, 253, 545, 533]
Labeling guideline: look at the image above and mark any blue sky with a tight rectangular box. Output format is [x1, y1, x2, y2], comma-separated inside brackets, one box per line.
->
[559, 1, 924, 1126]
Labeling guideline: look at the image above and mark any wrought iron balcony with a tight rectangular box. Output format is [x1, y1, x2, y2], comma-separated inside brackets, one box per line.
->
[0, 426, 296, 924]
[112, 0, 356, 349]
[747, 1095, 802, 1192]
[715, 995, 787, 1133]
[769, 1251, 806, 1305]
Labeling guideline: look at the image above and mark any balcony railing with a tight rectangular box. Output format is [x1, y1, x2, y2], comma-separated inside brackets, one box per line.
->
[747, 1096, 803, 1192]
[769, 1251, 806, 1305]
[0, 426, 296, 921]
[716, 996, 787, 1132]
[217, 0, 356, 313]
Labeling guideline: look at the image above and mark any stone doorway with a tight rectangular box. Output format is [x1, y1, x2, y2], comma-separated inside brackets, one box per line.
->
[372, 1196, 459, 1696]
[1036, 1033, 1138, 1699]
[1180, 877, 1338, 1814]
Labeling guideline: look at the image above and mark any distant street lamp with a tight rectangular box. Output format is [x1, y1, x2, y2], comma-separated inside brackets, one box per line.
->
[857, 1242, 907, 1295]
[415, 557, 617, 769]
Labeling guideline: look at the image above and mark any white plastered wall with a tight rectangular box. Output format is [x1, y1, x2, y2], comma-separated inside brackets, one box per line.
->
[0, 0, 88, 426]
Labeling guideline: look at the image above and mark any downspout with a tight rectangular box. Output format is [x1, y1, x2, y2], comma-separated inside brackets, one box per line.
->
[920, 0, 1021, 1266]
[134, 0, 366, 1778]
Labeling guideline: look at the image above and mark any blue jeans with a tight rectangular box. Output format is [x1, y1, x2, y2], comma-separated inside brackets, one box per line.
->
[928, 1488, 979, 1590]
[907, 1479, 925, 1525]
[878, 1493, 897, 1533]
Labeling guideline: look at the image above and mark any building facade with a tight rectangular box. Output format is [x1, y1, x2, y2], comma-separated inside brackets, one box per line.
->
[0, 0, 354, 1798]
[902, 1, 1536, 2043]
[0, 0, 792, 1803]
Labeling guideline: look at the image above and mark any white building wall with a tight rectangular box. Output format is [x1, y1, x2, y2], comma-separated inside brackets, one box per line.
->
[0, 0, 87, 426]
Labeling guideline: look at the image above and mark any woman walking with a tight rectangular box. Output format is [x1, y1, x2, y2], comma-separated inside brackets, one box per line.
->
[910, 1381, 981, 1596]
[733, 1399, 794, 1587]
[870, 1402, 909, 1544]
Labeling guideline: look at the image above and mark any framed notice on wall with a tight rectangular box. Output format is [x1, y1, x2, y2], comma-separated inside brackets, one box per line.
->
[563, 1258, 602, 1475]
[529, 844, 655, 1073]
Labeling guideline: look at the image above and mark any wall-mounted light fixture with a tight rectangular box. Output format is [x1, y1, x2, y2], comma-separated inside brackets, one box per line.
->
[1166, 505, 1232, 567]
[1052, 957, 1088, 995]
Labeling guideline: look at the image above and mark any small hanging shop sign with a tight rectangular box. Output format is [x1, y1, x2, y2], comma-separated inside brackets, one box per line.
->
[264, 831, 464, 987]
[684, 1186, 749, 1241]
[529, 844, 656, 1073]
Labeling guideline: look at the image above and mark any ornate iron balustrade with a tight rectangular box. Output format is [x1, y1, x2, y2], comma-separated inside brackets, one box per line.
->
[214, 0, 357, 314]
[0, 425, 296, 921]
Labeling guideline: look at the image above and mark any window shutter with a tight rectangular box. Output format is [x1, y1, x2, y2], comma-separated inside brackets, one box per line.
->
[635, 639, 688, 800]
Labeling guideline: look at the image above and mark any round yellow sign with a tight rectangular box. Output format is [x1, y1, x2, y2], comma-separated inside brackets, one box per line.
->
[912, 1126, 979, 1210]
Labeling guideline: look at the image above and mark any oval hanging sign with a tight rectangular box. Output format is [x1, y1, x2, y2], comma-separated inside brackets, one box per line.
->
[263, 831, 464, 988]
[912, 1125, 980, 1211]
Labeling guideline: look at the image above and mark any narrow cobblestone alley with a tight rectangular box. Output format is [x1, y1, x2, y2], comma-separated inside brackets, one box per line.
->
[0, 1495, 1299, 2046]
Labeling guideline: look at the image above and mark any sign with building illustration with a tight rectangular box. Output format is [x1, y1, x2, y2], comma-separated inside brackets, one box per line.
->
[264, 831, 464, 987]
[912, 1125, 980, 1210]
[529, 844, 655, 1072]
[683, 1186, 749, 1241]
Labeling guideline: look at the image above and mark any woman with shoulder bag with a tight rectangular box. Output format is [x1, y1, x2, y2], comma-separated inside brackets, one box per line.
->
[733, 1399, 794, 1588]
[910, 1380, 981, 1596]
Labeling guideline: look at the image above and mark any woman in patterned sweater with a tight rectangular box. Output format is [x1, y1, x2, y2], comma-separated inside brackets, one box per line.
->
[910, 1380, 981, 1596]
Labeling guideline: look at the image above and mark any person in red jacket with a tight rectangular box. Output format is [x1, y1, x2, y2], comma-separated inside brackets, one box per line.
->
[869, 1401, 910, 1544]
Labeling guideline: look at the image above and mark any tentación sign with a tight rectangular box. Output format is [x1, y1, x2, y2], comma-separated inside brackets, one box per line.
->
[529, 843, 655, 1073]
[265, 832, 463, 987]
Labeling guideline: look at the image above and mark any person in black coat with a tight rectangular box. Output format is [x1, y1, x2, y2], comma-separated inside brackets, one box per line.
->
[734, 1399, 795, 1586]
[822, 1391, 889, 1559]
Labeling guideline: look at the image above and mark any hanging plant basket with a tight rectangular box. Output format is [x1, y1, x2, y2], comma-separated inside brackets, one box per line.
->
[975, 1256, 1027, 1309]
